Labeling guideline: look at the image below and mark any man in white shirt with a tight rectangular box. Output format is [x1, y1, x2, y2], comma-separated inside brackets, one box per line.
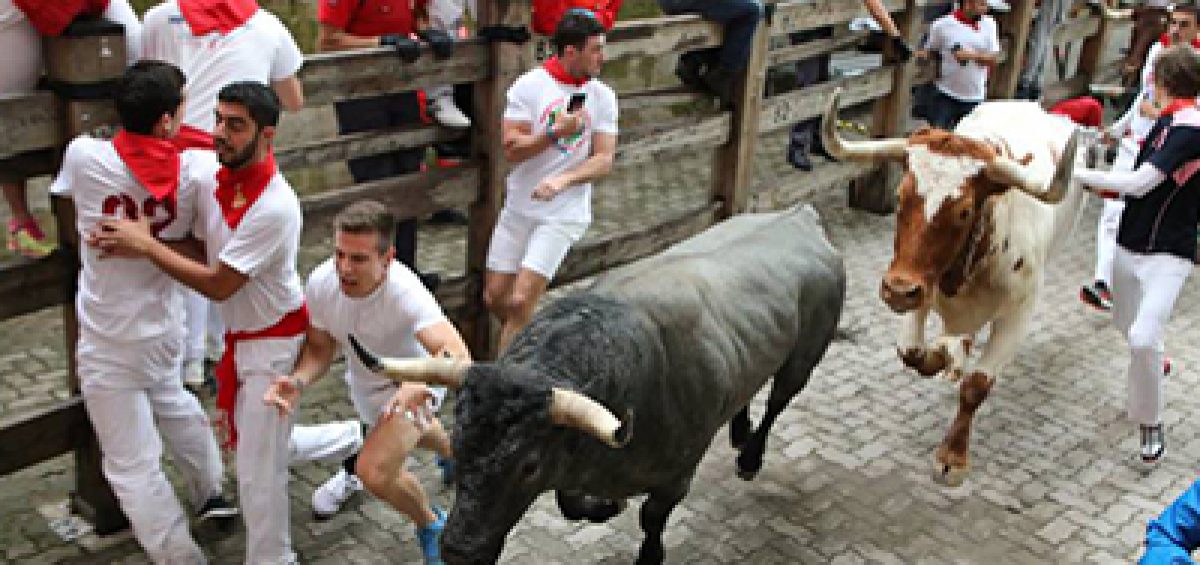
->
[917, 0, 1000, 130]
[263, 200, 470, 565]
[51, 60, 232, 565]
[92, 82, 361, 565]
[485, 10, 618, 352]
[142, 0, 306, 391]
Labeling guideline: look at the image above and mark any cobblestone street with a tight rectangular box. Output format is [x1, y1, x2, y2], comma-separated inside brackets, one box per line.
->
[3, 117, 1200, 565]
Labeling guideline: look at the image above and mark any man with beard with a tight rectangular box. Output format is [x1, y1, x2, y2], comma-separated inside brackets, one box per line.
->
[92, 82, 362, 565]
[50, 60, 233, 565]
[264, 200, 470, 565]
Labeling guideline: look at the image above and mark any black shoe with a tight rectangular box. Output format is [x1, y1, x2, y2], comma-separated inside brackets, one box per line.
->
[419, 272, 441, 293]
[1140, 424, 1165, 463]
[701, 66, 738, 108]
[788, 144, 813, 171]
[197, 495, 239, 521]
[428, 209, 469, 226]
[1079, 279, 1113, 312]
[675, 53, 707, 90]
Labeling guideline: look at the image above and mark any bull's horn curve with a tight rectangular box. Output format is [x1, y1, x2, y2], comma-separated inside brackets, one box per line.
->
[821, 87, 908, 162]
[984, 129, 1080, 204]
[549, 389, 631, 449]
[348, 334, 469, 389]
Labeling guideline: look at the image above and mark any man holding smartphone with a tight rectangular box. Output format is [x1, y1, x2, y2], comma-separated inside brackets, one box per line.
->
[484, 9, 618, 352]
[916, 0, 1000, 129]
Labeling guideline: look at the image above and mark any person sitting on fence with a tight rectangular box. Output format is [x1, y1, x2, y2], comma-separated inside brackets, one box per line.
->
[1073, 45, 1200, 465]
[264, 200, 470, 565]
[49, 60, 236, 564]
[657, 0, 763, 107]
[485, 10, 618, 353]
[915, 0, 1001, 130]
[91, 82, 365, 565]
[0, 0, 140, 259]
[141, 0, 307, 393]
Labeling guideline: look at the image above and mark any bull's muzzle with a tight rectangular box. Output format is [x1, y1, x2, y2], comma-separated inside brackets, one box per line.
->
[881, 274, 925, 313]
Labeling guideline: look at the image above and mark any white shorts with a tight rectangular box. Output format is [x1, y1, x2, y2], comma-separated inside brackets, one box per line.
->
[485, 208, 588, 278]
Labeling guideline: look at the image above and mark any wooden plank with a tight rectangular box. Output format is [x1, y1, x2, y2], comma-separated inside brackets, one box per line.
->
[553, 202, 720, 285]
[300, 41, 489, 106]
[615, 114, 730, 166]
[300, 165, 479, 226]
[769, 0, 905, 36]
[864, 0, 922, 214]
[0, 92, 62, 160]
[0, 252, 74, 321]
[0, 398, 88, 476]
[617, 87, 711, 110]
[752, 159, 884, 211]
[990, 0, 1037, 99]
[713, 5, 771, 218]
[767, 32, 868, 67]
[758, 67, 894, 133]
[433, 274, 473, 324]
[275, 126, 466, 171]
[1052, 14, 1101, 48]
[605, 15, 723, 61]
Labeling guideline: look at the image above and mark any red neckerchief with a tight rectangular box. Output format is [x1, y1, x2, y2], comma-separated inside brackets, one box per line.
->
[214, 151, 276, 229]
[1159, 98, 1197, 118]
[112, 130, 180, 202]
[543, 56, 590, 87]
[1157, 33, 1200, 49]
[13, 0, 108, 36]
[214, 305, 309, 450]
[172, 124, 215, 151]
[177, 0, 259, 36]
[953, 9, 981, 31]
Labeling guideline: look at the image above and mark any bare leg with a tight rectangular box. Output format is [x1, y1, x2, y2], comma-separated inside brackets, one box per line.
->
[484, 270, 516, 352]
[356, 413, 438, 527]
[498, 268, 549, 352]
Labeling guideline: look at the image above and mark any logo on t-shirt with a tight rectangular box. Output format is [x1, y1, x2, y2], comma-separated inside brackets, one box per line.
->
[540, 97, 590, 153]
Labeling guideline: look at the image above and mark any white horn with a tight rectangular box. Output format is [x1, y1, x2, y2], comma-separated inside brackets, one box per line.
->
[985, 129, 1080, 204]
[348, 334, 468, 389]
[549, 389, 630, 449]
[821, 87, 909, 161]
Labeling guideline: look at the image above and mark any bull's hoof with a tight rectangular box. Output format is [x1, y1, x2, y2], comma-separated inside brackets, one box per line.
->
[736, 466, 759, 481]
[735, 452, 762, 481]
[729, 419, 751, 450]
[899, 347, 947, 377]
[932, 449, 970, 487]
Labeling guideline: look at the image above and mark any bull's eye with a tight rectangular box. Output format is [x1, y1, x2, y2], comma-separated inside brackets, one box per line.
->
[959, 208, 971, 221]
[519, 457, 540, 481]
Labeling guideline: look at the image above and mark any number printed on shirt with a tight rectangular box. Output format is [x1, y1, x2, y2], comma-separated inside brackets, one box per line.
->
[101, 193, 178, 237]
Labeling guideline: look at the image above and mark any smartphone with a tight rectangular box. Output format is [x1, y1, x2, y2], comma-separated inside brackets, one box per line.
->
[567, 92, 587, 112]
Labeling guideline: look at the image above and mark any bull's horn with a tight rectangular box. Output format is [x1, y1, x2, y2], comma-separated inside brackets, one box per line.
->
[984, 129, 1080, 204]
[1097, 2, 1132, 21]
[549, 389, 631, 449]
[348, 334, 469, 389]
[821, 87, 908, 161]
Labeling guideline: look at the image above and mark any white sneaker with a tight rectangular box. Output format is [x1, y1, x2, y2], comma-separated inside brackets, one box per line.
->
[987, 0, 1011, 12]
[182, 358, 204, 390]
[430, 95, 470, 128]
[312, 468, 362, 519]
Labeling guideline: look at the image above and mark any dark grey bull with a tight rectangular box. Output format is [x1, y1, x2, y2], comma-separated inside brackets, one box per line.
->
[350, 206, 845, 564]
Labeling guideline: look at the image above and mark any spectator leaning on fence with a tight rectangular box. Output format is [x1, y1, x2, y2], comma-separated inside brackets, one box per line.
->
[916, 0, 1000, 130]
[657, 0, 764, 107]
[91, 82, 365, 565]
[485, 10, 618, 353]
[142, 0, 307, 393]
[0, 0, 140, 259]
[49, 60, 235, 564]
[264, 200, 470, 565]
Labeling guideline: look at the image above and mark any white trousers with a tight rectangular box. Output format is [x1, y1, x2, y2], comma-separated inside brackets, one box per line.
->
[182, 289, 224, 362]
[233, 337, 362, 565]
[1093, 198, 1126, 284]
[1111, 247, 1193, 425]
[78, 336, 223, 565]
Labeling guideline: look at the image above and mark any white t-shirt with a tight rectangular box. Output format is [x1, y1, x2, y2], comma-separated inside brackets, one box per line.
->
[503, 67, 618, 223]
[190, 152, 304, 334]
[307, 258, 448, 423]
[141, 2, 303, 132]
[926, 14, 1000, 102]
[49, 137, 203, 344]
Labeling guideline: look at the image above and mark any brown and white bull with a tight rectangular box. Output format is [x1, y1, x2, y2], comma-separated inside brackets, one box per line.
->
[822, 90, 1090, 486]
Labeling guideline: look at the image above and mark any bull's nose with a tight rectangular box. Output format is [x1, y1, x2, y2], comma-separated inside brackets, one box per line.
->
[880, 275, 924, 312]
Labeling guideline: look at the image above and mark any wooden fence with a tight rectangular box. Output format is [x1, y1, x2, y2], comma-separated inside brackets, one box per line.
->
[0, 0, 1126, 534]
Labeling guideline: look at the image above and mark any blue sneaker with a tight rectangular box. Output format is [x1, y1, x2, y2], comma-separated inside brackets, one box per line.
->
[435, 456, 455, 486]
[416, 506, 446, 565]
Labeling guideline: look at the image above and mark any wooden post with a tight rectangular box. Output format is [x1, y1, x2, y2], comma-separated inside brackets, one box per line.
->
[465, 0, 534, 359]
[858, 0, 923, 214]
[1075, 2, 1112, 85]
[51, 196, 127, 535]
[990, 0, 1036, 99]
[711, 0, 771, 219]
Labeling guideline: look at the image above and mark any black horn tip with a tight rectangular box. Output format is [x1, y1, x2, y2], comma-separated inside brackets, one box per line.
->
[348, 334, 383, 372]
[611, 410, 634, 448]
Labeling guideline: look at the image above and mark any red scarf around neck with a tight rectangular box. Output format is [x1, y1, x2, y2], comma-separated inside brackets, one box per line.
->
[112, 130, 180, 202]
[172, 124, 215, 151]
[1159, 98, 1197, 118]
[177, 0, 259, 36]
[214, 151, 277, 230]
[14, 0, 109, 36]
[953, 9, 981, 31]
[543, 56, 590, 87]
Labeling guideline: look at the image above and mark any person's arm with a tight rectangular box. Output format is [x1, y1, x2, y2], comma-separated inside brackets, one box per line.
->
[503, 119, 562, 164]
[1140, 480, 1200, 565]
[415, 320, 472, 362]
[316, 22, 383, 52]
[263, 326, 338, 415]
[1074, 163, 1166, 197]
[531, 132, 617, 201]
[861, 0, 900, 37]
[272, 76, 304, 112]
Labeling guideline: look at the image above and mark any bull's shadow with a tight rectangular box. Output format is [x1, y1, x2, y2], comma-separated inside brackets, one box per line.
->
[351, 205, 846, 564]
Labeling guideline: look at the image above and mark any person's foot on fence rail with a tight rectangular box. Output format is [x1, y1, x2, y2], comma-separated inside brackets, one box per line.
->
[702, 65, 739, 108]
[430, 95, 470, 129]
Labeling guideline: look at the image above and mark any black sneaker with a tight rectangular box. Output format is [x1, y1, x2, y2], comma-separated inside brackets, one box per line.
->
[1079, 280, 1112, 311]
[1140, 424, 1165, 463]
[197, 495, 239, 521]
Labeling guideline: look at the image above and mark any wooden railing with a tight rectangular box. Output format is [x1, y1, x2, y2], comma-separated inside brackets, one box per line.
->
[0, 0, 1126, 532]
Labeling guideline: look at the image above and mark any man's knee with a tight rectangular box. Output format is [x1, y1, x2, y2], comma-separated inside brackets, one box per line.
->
[508, 290, 540, 320]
